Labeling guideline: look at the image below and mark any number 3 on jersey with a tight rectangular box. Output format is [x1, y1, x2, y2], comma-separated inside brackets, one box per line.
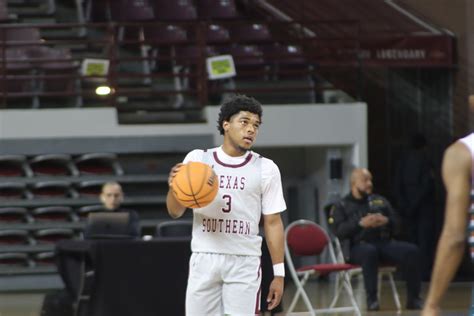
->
[222, 194, 232, 213]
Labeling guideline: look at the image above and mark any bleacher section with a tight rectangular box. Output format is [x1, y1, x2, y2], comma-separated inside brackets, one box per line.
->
[0, 0, 348, 123]
[0, 0, 454, 114]
[0, 149, 191, 277]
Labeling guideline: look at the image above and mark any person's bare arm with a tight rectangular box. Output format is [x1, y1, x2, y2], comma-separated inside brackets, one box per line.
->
[263, 213, 285, 310]
[422, 142, 471, 316]
[166, 163, 187, 218]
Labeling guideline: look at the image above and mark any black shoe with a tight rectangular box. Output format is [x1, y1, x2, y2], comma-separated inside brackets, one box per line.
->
[367, 299, 380, 311]
[406, 298, 424, 310]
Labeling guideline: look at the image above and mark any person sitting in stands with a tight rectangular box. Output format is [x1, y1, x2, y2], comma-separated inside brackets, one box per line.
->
[330, 168, 423, 311]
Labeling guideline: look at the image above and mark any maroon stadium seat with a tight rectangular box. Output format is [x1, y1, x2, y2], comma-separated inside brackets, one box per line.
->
[30, 180, 76, 199]
[145, 24, 188, 45]
[77, 204, 106, 221]
[0, 155, 33, 177]
[0, 207, 29, 223]
[33, 251, 56, 266]
[110, 0, 154, 22]
[0, 229, 32, 245]
[0, 182, 31, 199]
[0, 48, 34, 98]
[205, 24, 231, 43]
[0, 0, 10, 23]
[231, 23, 272, 43]
[33, 228, 75, 244]
[32, 206, 76, 223]
[75, 153, 124, 175]
[197, 0, 239, 19]
[227, 45, 265, 66]
[75, 180, 105, 198]
[30, 154, 79, 176]
[0, 253, 32, 268]
[151, 0, 197, 21]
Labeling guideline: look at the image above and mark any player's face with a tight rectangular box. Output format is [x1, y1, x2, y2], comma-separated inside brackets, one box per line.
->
[354, 170, 373, 196]
[223, 111, 261, 153]
[100, 184, 124, 210]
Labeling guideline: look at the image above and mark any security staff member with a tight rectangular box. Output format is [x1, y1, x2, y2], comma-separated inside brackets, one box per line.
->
[330, 168, 423, 311]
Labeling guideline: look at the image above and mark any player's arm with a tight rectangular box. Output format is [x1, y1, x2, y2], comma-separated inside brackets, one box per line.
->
[422, 142, 471, 316]
[166, 163, 186, 218]
[263, 212, 285, 310]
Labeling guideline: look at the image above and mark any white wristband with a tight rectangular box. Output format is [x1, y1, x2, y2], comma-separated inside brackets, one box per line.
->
[273, 263, 285, 277]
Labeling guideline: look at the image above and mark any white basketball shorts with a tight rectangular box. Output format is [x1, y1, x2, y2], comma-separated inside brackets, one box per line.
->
[185, 252, 261, 316]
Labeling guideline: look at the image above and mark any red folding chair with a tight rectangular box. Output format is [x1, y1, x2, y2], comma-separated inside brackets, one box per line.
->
[285, 219, 361, 316]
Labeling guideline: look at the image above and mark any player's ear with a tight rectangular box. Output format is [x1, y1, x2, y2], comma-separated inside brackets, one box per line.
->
[223, 120, 230, 132]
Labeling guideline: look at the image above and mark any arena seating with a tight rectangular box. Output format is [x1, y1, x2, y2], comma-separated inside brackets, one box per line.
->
[33, 228, 75, 244]
[0, 229, 33, 245]
[77, 204, 106, 220]
[0, 155, 32, 177]
[0, 182, 31, 199]
[30, 154, 78, 176]
[151, 0, 197, 21]
[0, 150, 186, 275]
[0, 0, 10, 22]
[31, 206, 77, 223]
[75, 153, 124, 176]
[0, 252, 32, 268]
[0, 207, 30, 223]
[33, 251, 56, 266]
[197, 0, 239, 20]
[30, 180, 77, 199]
[0, 0, 321, 115]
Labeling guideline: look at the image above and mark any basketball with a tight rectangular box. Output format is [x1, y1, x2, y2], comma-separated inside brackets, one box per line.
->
[171, 161, 218, 208]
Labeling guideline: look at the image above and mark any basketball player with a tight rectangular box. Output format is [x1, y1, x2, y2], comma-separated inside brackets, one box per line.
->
[166, 95, 286, 315]
[421, 133, 473, 316]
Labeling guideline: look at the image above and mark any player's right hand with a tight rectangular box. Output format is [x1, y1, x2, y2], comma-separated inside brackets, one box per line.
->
[168, 163, 183, 187]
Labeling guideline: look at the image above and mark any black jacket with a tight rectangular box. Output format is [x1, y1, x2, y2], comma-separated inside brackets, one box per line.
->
[330, 193, 396, 245]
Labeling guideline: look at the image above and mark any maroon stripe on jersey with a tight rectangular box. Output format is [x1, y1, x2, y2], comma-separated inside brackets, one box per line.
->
[255, 261, 262, 314]
[254, 287, 261, 315]
[213, 152, 253, 168]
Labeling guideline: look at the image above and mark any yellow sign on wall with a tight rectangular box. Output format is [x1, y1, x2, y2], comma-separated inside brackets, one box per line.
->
[81, 59, 110, 77]
[206, 55, 236, 80]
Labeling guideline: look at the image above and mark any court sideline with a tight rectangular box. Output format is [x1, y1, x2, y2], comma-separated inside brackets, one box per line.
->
[0, 278, 471, 316]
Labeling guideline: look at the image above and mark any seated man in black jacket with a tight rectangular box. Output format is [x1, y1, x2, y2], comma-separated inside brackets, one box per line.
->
[84, 181, 140, 239]
[330, 168, 423, 311]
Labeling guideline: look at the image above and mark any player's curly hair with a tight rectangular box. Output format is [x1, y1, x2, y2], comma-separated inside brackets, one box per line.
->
[217, 94, 263, 135]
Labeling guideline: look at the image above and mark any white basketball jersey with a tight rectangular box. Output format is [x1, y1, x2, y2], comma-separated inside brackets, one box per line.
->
[183, 146, 286, 256]
[460, 133, 474, 159]
[459, 133, 474, 261]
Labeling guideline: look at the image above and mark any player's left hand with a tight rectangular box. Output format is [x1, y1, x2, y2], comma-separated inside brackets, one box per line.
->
[266, 276, 284, 310]
[168, 163, 183, 187]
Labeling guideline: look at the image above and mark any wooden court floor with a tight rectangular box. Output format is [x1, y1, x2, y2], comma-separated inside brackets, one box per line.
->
[0, 279, 471, 316]
[275, 278, 471, 316]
